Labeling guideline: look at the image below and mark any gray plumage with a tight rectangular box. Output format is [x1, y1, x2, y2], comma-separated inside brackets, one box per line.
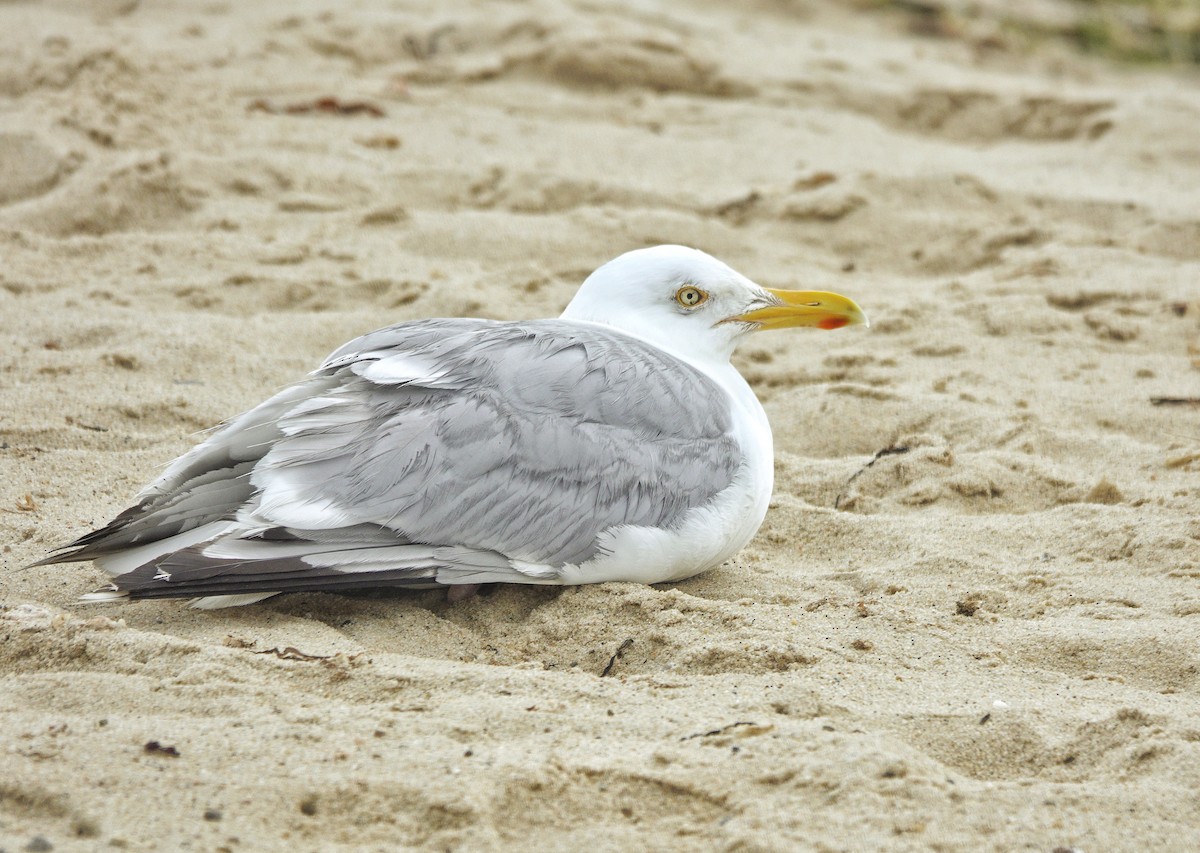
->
[39, 319, 742, 600]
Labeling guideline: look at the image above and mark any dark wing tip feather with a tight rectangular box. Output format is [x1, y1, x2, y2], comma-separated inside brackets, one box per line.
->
[28, 500, 154, 567]
[108, 545, 438, 601]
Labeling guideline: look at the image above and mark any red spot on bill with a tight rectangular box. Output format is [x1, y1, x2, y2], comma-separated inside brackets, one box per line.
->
[818, 316, 850, 330]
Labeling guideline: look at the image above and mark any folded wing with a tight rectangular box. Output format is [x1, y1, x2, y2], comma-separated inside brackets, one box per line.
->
[40, 319, 741, 604]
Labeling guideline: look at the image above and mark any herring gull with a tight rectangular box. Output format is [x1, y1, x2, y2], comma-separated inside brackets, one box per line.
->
[35, 245, 867, 608]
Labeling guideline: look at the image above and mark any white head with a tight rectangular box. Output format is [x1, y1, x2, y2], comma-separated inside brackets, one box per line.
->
[561, 245, 867, 367]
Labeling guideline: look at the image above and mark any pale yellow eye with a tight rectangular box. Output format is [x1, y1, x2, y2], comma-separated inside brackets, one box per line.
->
[675, 286, 708, 308]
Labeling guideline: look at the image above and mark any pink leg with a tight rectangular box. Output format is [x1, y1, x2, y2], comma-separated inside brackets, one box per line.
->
[446, 583, 482, 603]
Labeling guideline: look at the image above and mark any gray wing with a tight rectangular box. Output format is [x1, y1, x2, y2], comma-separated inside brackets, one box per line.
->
[256, 318, 739, 565]
[40, 319, 741, 599]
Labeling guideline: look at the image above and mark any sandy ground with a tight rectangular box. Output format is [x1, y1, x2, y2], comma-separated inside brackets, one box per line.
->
[2, 0, 1199, 850]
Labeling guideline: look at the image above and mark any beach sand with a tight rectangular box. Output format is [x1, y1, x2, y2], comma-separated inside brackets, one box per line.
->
[2, 1, 1199, 850]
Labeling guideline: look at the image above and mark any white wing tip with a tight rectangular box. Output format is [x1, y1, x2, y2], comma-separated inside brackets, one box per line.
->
[188, 592, 281, 610]
[80, 586, 129, 604]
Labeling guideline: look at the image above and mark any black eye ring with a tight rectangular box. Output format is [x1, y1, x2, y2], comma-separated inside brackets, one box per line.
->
[675, 286, 708, 308]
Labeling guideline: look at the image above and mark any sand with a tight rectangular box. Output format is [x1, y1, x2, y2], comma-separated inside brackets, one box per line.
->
[2, 0, 1199, 850]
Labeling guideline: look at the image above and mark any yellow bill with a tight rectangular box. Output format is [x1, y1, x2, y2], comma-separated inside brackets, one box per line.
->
[732, 288, 868, 331]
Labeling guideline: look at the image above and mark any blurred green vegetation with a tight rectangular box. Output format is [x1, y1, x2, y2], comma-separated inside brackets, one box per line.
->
[1073, 0, 1200, 63]
[867, 0, 1200, 65]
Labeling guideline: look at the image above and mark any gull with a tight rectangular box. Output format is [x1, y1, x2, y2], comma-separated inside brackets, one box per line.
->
[35, 245, 866, 608]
